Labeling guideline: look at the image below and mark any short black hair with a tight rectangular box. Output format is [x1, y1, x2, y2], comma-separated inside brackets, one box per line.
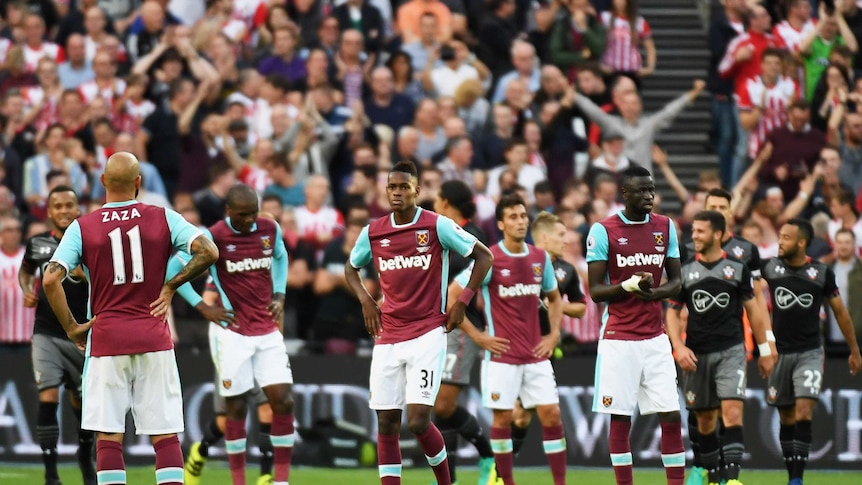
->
[787, 217, 814, 248]
[534, 180, 553, 195]
[832, 187, 856, 208]
[208, 163, 234, 184]
[621, 166, 652, 186]
[47, 184, 77, 203]
[693, 210, 726, 235]
[445, 135, 470, 155]
[225, 183, 259, 208]
[706, 188, 732, 204]
[261, 194, 283, 208]
[761, 47, 785, 62]
[439, 180, 476, 219]
[264, 73, 291, 93]
[390, 160, 418, 179]
[495, 193, 527, 222]
[168, 78, 193, 99]
[92, 117, 115, 131]
[504, 137, 528, 154]
[45, 169, 67, 184]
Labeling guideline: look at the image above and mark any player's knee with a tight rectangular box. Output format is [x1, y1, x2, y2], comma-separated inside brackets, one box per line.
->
[271, 394, 294, 415]
[722, 405, 743, 427]
[433, 397, 457, 419]
[39, 387, 60, 404]
[407, 414, 432, 436]
[696, 412, 718, 434]
[536, 405, 561, 426]
[512, 409, 532, 429]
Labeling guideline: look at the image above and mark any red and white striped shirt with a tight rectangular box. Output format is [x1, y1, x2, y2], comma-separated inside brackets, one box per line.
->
[21, 86, 59, 131]
[23, 42, 65, 73]
[118, 98, 156, 134]
[560, 258, 602, 343]
[239, 164, 271, 194]
[0, 247, 35, 343]
[79, 78, 127, 105]
[295, 205, 345, 255]
[719, 30, 785, 89]
[736, 74, 799, 158]
[773, 19, 817, 53]
[600, 12, 651, 73]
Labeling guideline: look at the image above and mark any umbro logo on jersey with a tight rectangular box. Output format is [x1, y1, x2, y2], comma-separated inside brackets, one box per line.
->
[692, 289, 730, 312]
[774, 286, 814, 309]
[501, 268, 511, 277]
[226, 244, 237, 252]
[380, 239, 391, 247]
[618, 237, 628, 245]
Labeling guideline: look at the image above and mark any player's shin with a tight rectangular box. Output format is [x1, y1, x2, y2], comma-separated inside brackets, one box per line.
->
[271, 414, 294, 484]
[609, 417, 633, 485]
[153, 435, 184, 485]
[416, 423, 452, 485]
[451, 406, 494, 459]
[687, 412, 702, 468]
[793, 420, 812, 480]
[378, 433, 403, 485]
[721, 426, 744, 480]
[779, 423, 795, 477]
[433, 413, 460, 482]
[258, 422, 274, 477]
[37, 401, 61, 481]
[542, 424, 567, 485]
[200, 418, 225, 456]
[225, 419, 248, 485]
[510, 423, 529, 456]
[698, 428, 721, 484]
[659, 417, 686, 485]
[96, 439, 126, 485]
[490, 426, 515, 485]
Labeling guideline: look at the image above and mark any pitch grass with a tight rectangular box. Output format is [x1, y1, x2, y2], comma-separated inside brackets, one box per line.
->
[3, 466, 862, 484]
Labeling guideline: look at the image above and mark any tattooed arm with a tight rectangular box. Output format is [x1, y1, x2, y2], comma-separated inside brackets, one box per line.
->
[150, 234, 219, 319]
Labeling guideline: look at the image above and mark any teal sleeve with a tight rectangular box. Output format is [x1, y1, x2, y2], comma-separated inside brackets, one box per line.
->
[437, 215, 477, 257]
[585, 223, 609, 263]
[349, 225, 372, 268]
[668, 219, 680, 259]
[165, 208, 204, 254]
[454, 262, 491, 288]
[50, 220, 82, 272]
[271, 223, 288, 294]
[542, 252, 558, 292]
[166, 253, 203, 308]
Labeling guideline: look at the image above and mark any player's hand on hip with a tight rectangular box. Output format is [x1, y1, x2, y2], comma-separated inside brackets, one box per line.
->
[67, 316, 95, 351]
[268, 296, 285, 328]
[445, 301, 467, 333]
[674, 345, 697, 372]
[150, 285, 176, 321]
[198, 303, 236, 329]
[849, 350, 862, 376]
[361, 297, 382, 338]
[534, 332, 560, 359]
[476, 331, 510, 357]
[23, 290, 38, 307]
[758, 355, 775, 379]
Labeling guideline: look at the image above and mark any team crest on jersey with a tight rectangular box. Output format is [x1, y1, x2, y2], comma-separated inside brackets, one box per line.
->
[532, 263, 543, 282]
[222, 379, 232, 390]
[555, 267, 566, 281]
[685, 391, 696, 405]
[415, 230, 430, 246]
[653, 232, 664, 245]
[261, 236, 273, 256]
[767, 386, 778, 402]
[602, 395, 613, 407]
[732, 246, 744, 258]
[722, 265, 735, 279]
[806, 267, 818, 280]
[491, 393, 500, 402]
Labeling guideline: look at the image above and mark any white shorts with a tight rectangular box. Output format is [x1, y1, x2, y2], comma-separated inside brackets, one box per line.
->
[369, 327, 446, 410]
[210, 324, 293, 398]
[593, 334, 680, 416]
[482, 360, 559, 410]
[81, 350, 183, 435]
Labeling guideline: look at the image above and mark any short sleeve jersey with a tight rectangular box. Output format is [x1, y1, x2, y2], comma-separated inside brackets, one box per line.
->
[51, 201, 202, 357]
[586, 211, 680, 340]
[670, 254, 754, 354]
[456, 243, 557, 365]
[761, 257, 839, 353]
[349, 208, 477, 344]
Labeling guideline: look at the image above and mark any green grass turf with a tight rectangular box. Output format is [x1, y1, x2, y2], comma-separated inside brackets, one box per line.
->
[3, 466, 862, 484]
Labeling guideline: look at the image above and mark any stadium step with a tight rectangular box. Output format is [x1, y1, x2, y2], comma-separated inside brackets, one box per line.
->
[634, 0, 718, 213]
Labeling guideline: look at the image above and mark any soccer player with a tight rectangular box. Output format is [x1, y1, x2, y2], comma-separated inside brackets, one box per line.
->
[761, 218, 862, 485]
[586, 166, 685, 485]
[345, 161, 493, 485]
[170, 184, 293, 485]
[18, 185, 96, 485]
[177, 275, 276, 485]
[431, 180, 498, 485]
[666, 210, 775, 485]
[682, 188, 777, 484]
[42, 152, 219, 485]
[449, 195, 568, 485]
[509, 211, 586, 456]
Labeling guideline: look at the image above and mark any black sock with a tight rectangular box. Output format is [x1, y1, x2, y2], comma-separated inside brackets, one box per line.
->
[716, 419, 726, 479]
[37, 401, 60, 480]
[793, 420, 812, 480]
[780, 424, 795, 478]
[434, 413, 460, 481]
[688, 412, 702, 468]
[258, 423, 274, 476]
[700, 428, 721, 484]
[200, 419, 224, 456]
[721, 425, 744, 480]
[452, 406, 493, 459]
[511, 422, 529, 456]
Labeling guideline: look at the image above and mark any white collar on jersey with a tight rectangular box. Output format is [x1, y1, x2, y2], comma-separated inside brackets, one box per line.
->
[497, 241, 530, 258]
[616, 210, 650, 225]
[389, 207, 423, 228]
[225, 217, 257, 234]
[102, 200, 140, 209]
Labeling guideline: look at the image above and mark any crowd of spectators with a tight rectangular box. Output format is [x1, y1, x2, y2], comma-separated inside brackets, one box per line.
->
[0, 0, 860, 356]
